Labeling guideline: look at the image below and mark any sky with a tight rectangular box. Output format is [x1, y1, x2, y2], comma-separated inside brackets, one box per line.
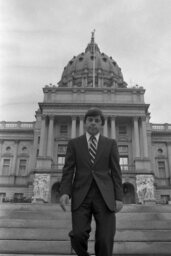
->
[0, 0, 171, 123]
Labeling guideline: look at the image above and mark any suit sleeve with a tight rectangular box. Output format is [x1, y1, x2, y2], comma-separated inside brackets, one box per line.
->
[110, 140, 123, 201]
[60, 140, 76, 197]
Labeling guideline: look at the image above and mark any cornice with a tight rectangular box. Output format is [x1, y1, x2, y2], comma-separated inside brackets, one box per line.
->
[43, 86, 145, 94]
[39, 102, 150, 109]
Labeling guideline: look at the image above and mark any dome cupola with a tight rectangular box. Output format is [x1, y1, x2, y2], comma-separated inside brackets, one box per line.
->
[58, 32, 127, 88]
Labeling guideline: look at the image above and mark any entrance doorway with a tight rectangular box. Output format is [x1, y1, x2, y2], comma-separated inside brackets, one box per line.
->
[123, 182, 135, 204]
[51, 182, 61, 203]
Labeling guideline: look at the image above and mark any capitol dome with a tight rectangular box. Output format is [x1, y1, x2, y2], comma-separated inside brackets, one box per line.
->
[58, 33, 127, 88]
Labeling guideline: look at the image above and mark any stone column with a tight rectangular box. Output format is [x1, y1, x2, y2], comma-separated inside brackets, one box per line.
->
[12, 140, 19, 175]
[141, 117, 148, 158]
[39, 115, 46, 156]
[103, 116, 108, 137]
[47, 115, 54, 158]
[31, 130, 39, 169]
[79, 116, 84, 136]
[133, 117, 140, 158]
[167, 143, 171, 179]
[0, 140, 3, 167]
[111, 116, 116, 139]
[71, 116, 76, 138]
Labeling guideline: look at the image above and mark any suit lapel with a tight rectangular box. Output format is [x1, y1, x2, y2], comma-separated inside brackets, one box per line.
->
[80, 134, 91, 163]
[80, 134, 106, 166]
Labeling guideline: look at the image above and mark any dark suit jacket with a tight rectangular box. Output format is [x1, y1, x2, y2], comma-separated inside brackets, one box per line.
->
[60, 134, 123, 211]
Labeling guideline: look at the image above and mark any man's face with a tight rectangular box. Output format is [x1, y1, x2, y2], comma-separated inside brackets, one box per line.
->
[85, 115, 102, 135]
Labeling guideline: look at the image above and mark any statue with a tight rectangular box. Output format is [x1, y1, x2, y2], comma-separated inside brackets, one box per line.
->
[32, 174, 50, 203]
[136, 175, 155, 204]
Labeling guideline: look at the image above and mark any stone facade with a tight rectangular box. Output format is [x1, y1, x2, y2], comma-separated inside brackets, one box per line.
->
[0, 36, 171, 204]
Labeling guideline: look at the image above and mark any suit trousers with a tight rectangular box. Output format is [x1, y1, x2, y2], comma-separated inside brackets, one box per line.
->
[69, 180, 116, 256]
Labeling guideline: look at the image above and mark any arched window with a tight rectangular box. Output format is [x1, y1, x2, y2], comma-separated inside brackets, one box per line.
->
[6, 146, 11, 152]
[22, 146, 27, 152]
[158, 148, 163, 154]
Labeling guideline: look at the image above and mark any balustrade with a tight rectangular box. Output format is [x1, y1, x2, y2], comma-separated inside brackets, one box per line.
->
[151, 123, 171, 131]
[0, 121, 35, 129]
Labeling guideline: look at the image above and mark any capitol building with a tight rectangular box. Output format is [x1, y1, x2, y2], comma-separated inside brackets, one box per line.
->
[0, 34, 171, 204]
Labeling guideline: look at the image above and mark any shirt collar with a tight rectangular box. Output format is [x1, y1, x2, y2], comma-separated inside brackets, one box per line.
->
[86, 132, 100, 143]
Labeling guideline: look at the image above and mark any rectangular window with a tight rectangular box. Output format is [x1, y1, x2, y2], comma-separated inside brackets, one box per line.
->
[2, 159, 10, 175]
[57, 144, 67, 169]
[120, 157, 128, 171]
[19, 159, 27, 175]
[38, 136, 40, 144]
[57, 156, 65, 169]
[119, 125, 127, 135]
[58, 144, 67, 154]
[160, 195, 170, 204]
[60, 124, 68, 136]
[36, 149, 39, 157]
[158, 161, 166, 178]
[0, 193, 6, 202]
[118, 145, 128, 154]
[14, 193, 24, 202]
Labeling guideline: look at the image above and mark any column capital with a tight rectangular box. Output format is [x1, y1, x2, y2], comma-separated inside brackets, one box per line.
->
[133, 116, 139, 121]
[111, 115, 117, 120]
[141, 116, 146, 122]
[41, 114, 47, 120]
[104, 115, 109, 120]
[49, 114, 55, 120]
[72, 116, 77, 120]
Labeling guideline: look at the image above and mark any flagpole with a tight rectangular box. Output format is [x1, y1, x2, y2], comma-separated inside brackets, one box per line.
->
[92, 29, 95, 88]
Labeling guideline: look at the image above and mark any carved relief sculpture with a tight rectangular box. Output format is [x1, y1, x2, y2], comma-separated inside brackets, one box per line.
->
[136, 175, 155, 204]
[32, 174, 50, 202]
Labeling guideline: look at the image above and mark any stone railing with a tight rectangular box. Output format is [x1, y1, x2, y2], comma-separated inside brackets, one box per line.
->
[0, 121, 35, 129]
[151, 123, 171, 131]
[51, 164, 63, 172]
[155, 178, 170, 187]
[120, 165, 135, 173]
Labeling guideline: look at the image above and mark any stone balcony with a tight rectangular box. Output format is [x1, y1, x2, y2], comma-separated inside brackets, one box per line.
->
[151, 123, 171, 132]
[0, 121, 35, 130]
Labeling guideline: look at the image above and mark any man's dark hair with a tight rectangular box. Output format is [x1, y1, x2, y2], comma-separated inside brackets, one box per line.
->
[84, 108, 105, 126]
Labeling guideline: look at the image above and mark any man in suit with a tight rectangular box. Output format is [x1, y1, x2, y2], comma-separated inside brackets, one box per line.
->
[60, 108, 123, 256]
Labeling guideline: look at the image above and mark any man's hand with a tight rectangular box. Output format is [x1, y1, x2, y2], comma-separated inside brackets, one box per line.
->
[59, 194, 69, 211]
[116, 200, 123, 213]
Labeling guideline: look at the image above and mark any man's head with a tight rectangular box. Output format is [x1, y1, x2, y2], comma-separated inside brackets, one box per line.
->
[84, 108, 104, 135]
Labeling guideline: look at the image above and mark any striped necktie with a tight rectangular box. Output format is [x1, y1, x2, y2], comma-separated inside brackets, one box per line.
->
[89, 136, 97, 165]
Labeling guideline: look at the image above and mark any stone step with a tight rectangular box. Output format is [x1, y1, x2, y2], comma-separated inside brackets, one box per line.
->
[1, 210, 171, 221]
[1, 204, 171, 255]
[1, 218, 171, 230]
[1, 203, 171, 212]
[0, 255, 171, 256]
[0, 240, 171, 254]
[0, 228, 171, 241]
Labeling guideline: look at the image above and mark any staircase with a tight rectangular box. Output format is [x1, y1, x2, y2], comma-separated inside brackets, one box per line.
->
[0, 203, 171, 255]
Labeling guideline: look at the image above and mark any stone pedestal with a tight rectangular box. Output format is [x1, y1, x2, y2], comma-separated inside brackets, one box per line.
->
[32, 173, 50, 203]
[136, 174, 156, 204]
[134, 158, 151, 172]
[36, 156, 52, 169]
